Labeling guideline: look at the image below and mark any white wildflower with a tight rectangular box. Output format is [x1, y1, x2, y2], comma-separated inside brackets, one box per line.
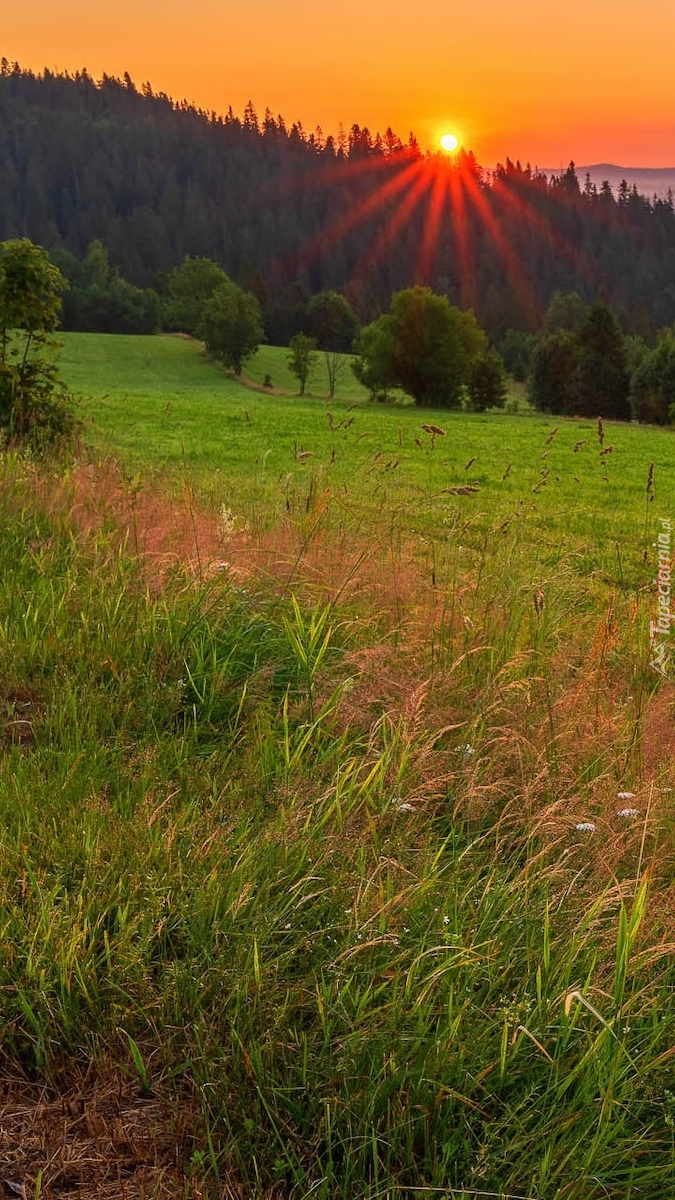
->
[462, 744, 475, 760]
[396, 803, 415, 813]
[443, 915, 451, 926]
[575, 822, 596, 833]
[662, 787, 673, 794]
[217, 504, 236, 539]
[617, 791, 636, 800]
[617, 808, 639, 819]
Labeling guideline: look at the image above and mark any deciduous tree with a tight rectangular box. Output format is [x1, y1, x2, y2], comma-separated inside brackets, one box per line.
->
[0, 238, 75, 447]
[166, 256, 229, 336]
[306, 291, 359, 399]
[287, 333, 318, 395]
[631, 332, 675, 424]
[467, 347, 508, 411]
[351, 315, 397, 401]
[389, 287, 487, 407]
[352, 288, 489, 408]
[199, 281, 263, 374]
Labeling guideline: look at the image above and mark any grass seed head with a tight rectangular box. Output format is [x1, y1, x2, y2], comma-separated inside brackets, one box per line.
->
[646, 461, 655, 495]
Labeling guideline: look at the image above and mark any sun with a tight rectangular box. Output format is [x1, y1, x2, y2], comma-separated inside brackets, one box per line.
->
[440, 132, 459, 153]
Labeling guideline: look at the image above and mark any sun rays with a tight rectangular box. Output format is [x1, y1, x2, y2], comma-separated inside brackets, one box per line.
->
[273, 134, 607, 326]
[280, 144, 541, 317]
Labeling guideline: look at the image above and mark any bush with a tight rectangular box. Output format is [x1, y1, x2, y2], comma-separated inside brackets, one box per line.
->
[0, 239, 77, 450]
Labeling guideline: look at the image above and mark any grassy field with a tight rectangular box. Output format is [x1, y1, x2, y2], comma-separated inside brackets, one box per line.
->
[245, 341, 376, 401]
[244, 342, 531, 412]
[2, 332, 675, 1197]
[60, 333, 670, 551]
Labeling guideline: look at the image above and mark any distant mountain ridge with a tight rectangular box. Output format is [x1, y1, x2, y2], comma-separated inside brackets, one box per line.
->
[550, 163, 675, 199]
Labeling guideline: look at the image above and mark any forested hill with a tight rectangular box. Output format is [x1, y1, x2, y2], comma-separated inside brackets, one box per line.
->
[2, 60, 675, 341]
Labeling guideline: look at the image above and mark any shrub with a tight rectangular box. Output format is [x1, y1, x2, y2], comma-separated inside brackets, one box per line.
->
[0, 239, 77, 449]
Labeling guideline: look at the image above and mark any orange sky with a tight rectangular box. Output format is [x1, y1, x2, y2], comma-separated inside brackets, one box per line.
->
[4, 0, 675, 166]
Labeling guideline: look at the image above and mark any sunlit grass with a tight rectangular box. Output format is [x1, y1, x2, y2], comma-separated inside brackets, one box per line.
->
[2, 334, 675, 1196]
[58, 333, 672, 556]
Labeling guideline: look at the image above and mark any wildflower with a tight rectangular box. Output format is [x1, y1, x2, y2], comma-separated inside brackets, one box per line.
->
[462, 744, 475, 760]
[575, 822, 596, 833]
[617, 791, 636, 800]
[443, 915, 451, 926]
[217, 504, 236, 539]
[617, 808, 639, 819]
[395, 802, 415, 813]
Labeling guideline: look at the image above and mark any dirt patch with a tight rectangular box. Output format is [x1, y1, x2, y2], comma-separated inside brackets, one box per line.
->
[238, 373, 296, 398]
[0, 1066, 211, 1199]
[0, 683, 44, 751]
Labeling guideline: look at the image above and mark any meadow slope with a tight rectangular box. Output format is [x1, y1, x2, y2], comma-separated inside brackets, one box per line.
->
[1, 333, 674, 1198]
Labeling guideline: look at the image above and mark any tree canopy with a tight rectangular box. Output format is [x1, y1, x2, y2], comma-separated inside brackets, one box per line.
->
[166, 256, 229, 336]
[354, 287, 489, 408]
[631, 334, 675, 424]
[528, 302, 630, 419]
[287, 333, 318, 396]
[306, 291, 359, 398]
[50, 241, 161, 334]
[200, 281, 263, 374]
[0, 237, 76, 446]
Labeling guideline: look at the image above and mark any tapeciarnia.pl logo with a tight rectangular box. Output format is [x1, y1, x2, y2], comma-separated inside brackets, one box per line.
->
[650, 517, 673, 680]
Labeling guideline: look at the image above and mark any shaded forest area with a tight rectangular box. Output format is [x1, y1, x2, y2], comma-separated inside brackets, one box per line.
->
[1, 61, 675, 344]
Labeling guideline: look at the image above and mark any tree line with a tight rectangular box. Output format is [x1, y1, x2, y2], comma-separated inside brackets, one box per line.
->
[2, 235, 675, 452]
[43, 237, 675, 422]
[520, 292, 675, 424]
[2, 62, 675, 345]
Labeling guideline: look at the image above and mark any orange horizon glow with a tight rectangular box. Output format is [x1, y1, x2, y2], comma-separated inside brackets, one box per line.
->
[4, 0, 675, 167]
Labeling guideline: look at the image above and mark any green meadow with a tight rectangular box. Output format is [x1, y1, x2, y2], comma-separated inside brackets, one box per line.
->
[2, 331, 675, 1198]
[61, 332, 669, 552]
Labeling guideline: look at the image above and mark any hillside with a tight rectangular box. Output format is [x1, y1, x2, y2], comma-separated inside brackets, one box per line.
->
[2, 63, 675, 340]
[1, 332, 675, 1197]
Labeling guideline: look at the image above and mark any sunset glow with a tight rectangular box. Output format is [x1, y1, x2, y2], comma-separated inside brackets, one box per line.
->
[3, 0, 675, 165]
